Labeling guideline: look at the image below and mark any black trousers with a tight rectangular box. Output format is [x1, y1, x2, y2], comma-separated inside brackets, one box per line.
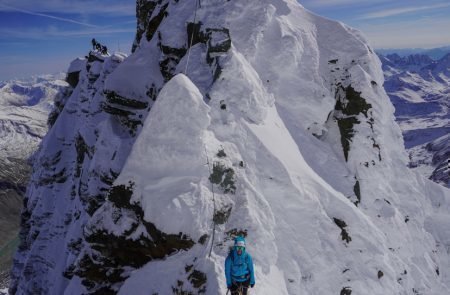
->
[230, 279, 250, 295]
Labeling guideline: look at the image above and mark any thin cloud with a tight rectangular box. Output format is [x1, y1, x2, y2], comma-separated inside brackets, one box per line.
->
[0, 27, 135, 39]
[0, 0, 135, 16]
[360, 3, 450, 19]
[101, 20, 137, 29]
[58, 28, 135, 37]
[301, 0, 390, 8]
[359, 17, 450, 48]
[0, 4, 99, 28]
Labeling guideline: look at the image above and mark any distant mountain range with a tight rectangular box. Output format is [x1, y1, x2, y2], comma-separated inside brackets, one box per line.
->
[0, 74, 69, 289]
[377, 45, 450, 60]
[379, 53, 450, 187]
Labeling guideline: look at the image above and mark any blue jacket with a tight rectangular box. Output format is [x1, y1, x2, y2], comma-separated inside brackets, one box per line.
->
[225, 249, 255, 287]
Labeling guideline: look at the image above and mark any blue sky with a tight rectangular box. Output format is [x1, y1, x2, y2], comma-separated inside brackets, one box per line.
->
[301, 0, 450, 49]
[0, 0, 136, 81]
[1, 0, 450, 81]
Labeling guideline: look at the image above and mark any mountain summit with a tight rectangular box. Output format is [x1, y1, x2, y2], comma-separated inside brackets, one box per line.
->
[10, 0, 450, 294]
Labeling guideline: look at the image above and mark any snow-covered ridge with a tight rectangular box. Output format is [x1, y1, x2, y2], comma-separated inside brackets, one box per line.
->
[0, 74, 70, 292]
[11, 1, 450, 295]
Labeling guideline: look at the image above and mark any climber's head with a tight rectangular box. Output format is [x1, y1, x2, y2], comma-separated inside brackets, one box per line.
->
[234, 236, 246, 255]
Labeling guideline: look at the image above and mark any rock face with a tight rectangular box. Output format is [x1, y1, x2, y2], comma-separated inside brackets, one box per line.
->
[427, 134, 450, 186]
[380, 53, 450, 188]
[0, 75, 69, 289]
[10, 1, 450, 295]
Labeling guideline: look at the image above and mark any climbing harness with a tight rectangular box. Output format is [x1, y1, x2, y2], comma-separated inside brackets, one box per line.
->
[226, 285, 250, 295]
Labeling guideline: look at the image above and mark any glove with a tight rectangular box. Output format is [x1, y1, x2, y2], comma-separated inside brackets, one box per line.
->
[251, 284, 255, 288]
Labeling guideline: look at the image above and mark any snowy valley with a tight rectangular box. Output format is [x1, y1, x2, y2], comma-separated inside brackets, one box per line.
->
[0, 75, 68, 160]
[4, 0, 450, 295]
[380, 53, 450, 187]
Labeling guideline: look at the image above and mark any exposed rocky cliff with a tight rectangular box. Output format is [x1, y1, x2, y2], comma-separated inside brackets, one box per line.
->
[0, 75, 69, 290]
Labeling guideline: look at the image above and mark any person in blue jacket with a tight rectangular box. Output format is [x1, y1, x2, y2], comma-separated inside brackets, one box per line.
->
[225, 236, 255, 294]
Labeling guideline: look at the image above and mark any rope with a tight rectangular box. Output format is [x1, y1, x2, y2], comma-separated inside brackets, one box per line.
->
[204, 146, 217, 258]
[184, 0, 200, 75]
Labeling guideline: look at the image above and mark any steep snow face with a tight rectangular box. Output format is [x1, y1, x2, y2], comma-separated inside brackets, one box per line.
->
[10, 51, 129, 295]
[11, 1, 450, 295]
[427, 134, 450, 186]
[381, 53, 450, 188]
[0, 75, 69, 291]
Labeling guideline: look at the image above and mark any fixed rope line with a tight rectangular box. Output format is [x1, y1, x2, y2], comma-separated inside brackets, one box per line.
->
[184, 0, 200, 75]
[204, 146, 217, 258]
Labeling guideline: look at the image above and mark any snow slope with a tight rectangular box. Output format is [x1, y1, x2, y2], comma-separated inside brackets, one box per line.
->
[381, 53, 450, 187]
[11, 1, 450, 295]
[0, 74, 69, 291]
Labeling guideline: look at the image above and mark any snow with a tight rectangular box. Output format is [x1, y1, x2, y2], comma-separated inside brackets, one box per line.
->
[0, 74, 68, 160]
[381, 51, 450, 187]
[208, 50, 274, 124]
[9, 0, 450, 294]
[67, 58, 85, 74]
[403, 127, 450, 149]
[0, 77, 67, 295]
[104, 45, 164, 101]
[115, 74, 212, 236]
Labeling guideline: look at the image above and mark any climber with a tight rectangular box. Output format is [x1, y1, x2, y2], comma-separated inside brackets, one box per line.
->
[91, 38, 97, 50]
[101, 45, 108, 55]
[225, 236, 255, 295]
